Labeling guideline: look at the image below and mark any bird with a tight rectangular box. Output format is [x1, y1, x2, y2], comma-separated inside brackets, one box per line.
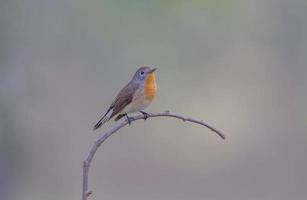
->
[93, 66, 157, 130]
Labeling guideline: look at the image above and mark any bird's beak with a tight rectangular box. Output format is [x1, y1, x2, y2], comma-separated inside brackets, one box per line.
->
[149, 68, 157, 73]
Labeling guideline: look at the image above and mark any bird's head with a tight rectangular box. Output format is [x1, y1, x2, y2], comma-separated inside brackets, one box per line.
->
[132, 66, 157, 83]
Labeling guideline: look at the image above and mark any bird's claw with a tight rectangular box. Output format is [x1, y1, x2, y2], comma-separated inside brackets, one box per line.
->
[126, 114, 132, 125]
[140, 111, 149, 121]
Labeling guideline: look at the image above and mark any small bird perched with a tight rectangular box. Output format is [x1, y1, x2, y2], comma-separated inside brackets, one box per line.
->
[93, 66, 157, 130]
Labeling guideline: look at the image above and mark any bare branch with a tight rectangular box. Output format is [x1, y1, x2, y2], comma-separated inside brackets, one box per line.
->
[82, 111, 225, 200]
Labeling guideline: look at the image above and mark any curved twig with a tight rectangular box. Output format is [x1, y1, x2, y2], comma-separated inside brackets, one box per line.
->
[82, 111, 225, 200]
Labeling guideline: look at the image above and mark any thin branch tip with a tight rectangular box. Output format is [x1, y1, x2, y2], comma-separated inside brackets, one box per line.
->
[87, 191, 93, 197]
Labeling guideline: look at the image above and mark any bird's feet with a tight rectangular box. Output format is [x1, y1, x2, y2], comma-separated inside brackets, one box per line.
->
[140, 111, 149, 121]
[125, 114, 133, 125]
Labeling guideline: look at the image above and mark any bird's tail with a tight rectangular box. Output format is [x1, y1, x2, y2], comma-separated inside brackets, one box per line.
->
[93, 107, 113, 130]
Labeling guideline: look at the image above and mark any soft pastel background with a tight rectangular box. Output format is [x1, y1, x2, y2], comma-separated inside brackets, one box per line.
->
[1, 0, 307, 200]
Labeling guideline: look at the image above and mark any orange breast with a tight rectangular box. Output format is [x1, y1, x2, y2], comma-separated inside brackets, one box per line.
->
[144, 73, 157, 101]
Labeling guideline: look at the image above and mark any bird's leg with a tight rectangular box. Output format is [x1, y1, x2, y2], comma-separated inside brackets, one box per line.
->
[140, 111, 149, 121]
[125, 114, 132, 125]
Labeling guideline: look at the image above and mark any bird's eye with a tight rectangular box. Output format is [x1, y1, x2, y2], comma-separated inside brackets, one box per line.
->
[140, 71, 144, 75]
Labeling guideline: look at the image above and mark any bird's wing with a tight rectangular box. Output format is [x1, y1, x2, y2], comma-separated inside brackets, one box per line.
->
[109, 81, 138, 119]
[93, 81, 138, 130]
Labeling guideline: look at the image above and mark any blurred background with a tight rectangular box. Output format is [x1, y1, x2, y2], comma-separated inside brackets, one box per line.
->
[1, 0, 307, 200]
